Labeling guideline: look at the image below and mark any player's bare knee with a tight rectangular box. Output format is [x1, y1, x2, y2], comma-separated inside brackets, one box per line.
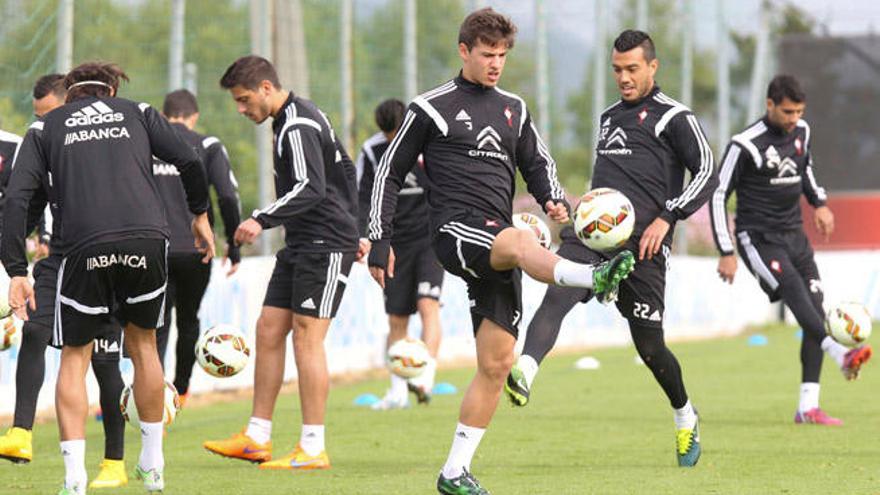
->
[479, 353, 514, 382]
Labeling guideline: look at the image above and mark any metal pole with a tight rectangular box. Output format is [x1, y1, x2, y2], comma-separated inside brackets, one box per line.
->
[591, 0, 607, 168]
[184, 62, 198, 95]
[535, 0, 550, 143]
[747, 0, 771, 121]
[169, 0, 185, 91]
[341, 0, 354, 153]
[681, 0, 693, 107]
[250, 0, 273, 256]
[56, 0, 74, 73]
[716, 0, 730, 152]
[404, 0, 417, 102]
[636, 0, 648, 31]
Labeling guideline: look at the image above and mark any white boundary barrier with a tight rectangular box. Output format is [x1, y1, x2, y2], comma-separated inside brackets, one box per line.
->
[1, 251, 876, 416]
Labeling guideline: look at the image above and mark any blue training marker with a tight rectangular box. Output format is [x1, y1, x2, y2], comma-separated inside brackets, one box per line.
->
[353, 393, 380, 406]
[794, 328, 803, 340]
[432, 382, 457, 395]
[747, 334, 769, 346]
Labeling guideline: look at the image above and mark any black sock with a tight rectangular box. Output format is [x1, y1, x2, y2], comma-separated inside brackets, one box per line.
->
[521, 284, 587, 364]
[13, 322, 52, 430]
[92, 359, 125, 460]
[630, 322, 688, 409]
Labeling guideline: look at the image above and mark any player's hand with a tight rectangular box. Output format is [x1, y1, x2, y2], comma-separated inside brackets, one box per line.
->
[8, 276, 35, 320]
[234, 218, 263, 247]
[638, 217, 670, 260]
[356, 238, 371, 263]
[814, 206, 834, 240]
[545, 200, 570, 224]
[717, 254, 737, 284]
[368, 246, 395, 289]
[191, 212, 216, 264]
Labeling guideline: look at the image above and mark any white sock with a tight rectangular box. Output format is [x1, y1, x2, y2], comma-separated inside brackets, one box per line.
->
[517, 354, 540, 388]
[798, 382, 820, 413]
[245, 416, 272, 445]
[300, 424, 325, 456]
[61, 439, 87, 491]
[821, 336, 848, 368]
[553, 259, 594, 288]
[138, 421, 164, 471]
[390, 373, 409, 401]
[441, 423, 485, 479]
[673, 400, 697, 430]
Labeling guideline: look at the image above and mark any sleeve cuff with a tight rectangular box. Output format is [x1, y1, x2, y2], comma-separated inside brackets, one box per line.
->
[368, 240, 391, 269]
[252, 212, 271, 229]
[659, 210, 678, 225]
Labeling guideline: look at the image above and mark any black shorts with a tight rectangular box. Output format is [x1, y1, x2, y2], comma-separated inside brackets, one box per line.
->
[433, 212, 521, 337]
[263, 249, 355, 319]
[736, 229, 821, 302]
[557, 227, 668, 328]
[30, 255, 123, 354]
[54, 238, 167, 348]
[384, 241, 445, 315]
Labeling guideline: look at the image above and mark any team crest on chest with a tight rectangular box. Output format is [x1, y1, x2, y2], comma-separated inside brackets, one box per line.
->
[504, 106, 513, 128]
[794, 136, 803, 156]
[638, 107, 648, 124]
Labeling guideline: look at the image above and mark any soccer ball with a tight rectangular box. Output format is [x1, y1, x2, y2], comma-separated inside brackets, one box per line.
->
[195, 324, 251, 378]
[119, 380, 181, 428]
[0, 305, 22, 351]
[512, 212, 552, 249]
[825, 302, 872, 348]
[386, 338, 430, 379]
[573, 187, 635, 252]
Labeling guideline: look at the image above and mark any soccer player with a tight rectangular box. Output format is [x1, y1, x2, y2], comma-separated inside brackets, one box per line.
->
[368, 9, 634, 493]
[357, 99, 443, 409]
[710, 75, 872, 424]
[1, 62, 214, 495]
[203, 56, 360, 471]
[504, 30, 718, 468]
[0, 73, 131, 491]
[153, 89, 241, 401]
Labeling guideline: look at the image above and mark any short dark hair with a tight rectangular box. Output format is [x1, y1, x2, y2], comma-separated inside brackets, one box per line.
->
[767, 75, 805, 104]
[64, 62, 129, 102]
[613, 30, 656, 61]
[374, 99, 405, 134]
[163, 89, 199, 118]
[220, 55, 281, 90]
[33, 74, 66, 100]
[458, 8, 517, 50]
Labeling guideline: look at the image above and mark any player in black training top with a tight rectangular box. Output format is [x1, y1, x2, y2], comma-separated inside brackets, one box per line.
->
[1, 62, 214, 495]
[153, 89, 242, 401]
[357, 99, 444, 409]
[204, 56, 360, 471]
[0, 127, 22, 223]
[506, 30, 718, 469]
[367, 9, 634, 494]
[0, 73, 131, 491]
[711, 75, 872, 425]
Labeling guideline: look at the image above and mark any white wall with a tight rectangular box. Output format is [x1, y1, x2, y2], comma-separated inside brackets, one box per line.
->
[2, 251, 878, 416]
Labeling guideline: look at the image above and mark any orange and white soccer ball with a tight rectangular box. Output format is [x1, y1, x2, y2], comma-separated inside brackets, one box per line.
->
[119, 380, 181, 428]
[195, 324, 251, 378]
[826, 302, 872, 348]
[386, 338, 430, 379]
[512, 212, 552, 249]
[573, 187, 635, 252]
[0, 303, 22, 351]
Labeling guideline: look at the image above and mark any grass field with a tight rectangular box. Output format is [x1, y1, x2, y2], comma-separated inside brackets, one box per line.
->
[3, 323, 879, 494]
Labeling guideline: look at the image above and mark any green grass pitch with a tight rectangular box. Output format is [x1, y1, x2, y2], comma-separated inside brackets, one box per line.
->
[3, 323, 878, 494]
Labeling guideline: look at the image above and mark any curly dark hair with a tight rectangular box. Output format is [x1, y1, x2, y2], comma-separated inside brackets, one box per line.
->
[64, 61, 129, 102]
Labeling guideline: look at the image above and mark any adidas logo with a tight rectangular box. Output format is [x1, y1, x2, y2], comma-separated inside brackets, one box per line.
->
[648, 310, 661, 322]
[300, 298, 316, 310]
[107, 341, 119, 353]
[455, 109, 471, 121]
[65, 101, 124, 128]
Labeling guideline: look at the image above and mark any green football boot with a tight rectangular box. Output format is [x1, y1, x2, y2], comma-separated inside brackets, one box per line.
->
[593, 250, 635, 304]
[135, 465, 164, 493]
[504, 364, 530, 407]
[437, 468, 490, 494]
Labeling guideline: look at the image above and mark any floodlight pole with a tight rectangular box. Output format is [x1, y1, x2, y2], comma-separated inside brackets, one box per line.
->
[56, 0, 74, 73]
[404, 0, 417, 103]
[341, 0, 354, 153]
[535, 0, 550, 143]
[169, 0, 185, 91]
[591, 0, 607, 174]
